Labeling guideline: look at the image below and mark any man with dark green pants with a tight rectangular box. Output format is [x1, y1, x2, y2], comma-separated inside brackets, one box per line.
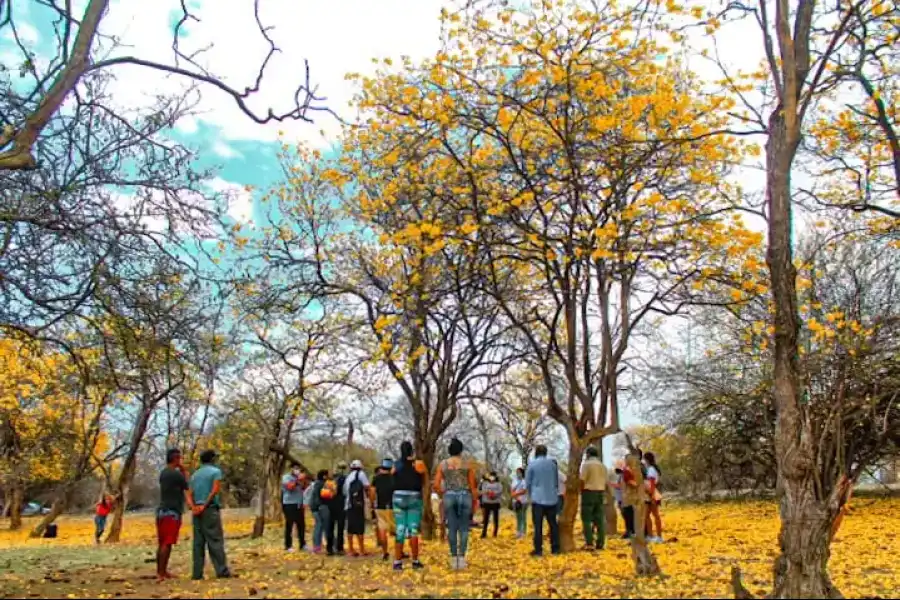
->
[190, 450, 232, 580]
[579, 446, 608, 550]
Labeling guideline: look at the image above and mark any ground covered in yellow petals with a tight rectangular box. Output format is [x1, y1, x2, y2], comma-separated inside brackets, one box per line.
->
[0, 499, 897, 599]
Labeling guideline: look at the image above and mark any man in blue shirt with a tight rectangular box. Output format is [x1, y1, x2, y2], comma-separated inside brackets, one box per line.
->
[525, 444, 560, 556]
[281, 462, 307, 552]
[190, 450, 231, 580]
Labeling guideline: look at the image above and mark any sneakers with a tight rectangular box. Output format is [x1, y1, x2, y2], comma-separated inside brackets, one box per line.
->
[412, 560, 424, 570]
[393, 561, 403, 571]
[458, 556, 466, 569]
[450, 556, 459, 570]
[649, 536, 664, 544]
[285, 547, 296, 553]
[382, 552, 390, 561]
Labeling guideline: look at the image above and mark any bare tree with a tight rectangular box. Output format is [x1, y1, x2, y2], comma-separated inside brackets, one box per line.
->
[0, 0, 330, 170]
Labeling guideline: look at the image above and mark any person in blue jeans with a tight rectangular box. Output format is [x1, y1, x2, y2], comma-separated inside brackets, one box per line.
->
[511, 467, 528, 539]
[309, 469, 332, 553]
[525, 444, 560, 556]
[433, 438, 479, 570]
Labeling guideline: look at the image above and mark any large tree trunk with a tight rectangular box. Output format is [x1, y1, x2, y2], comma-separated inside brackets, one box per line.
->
[417, 442, 436, 540]
[8, 485, 24, 530]
[765, 109, 840, 598]
[558, 442, 584, 553]
[252, 451, 277, 539]
[605, 487, 617, 536]
[105, 403, 154, 543]
[626, 453, 660, 576]
[772, 492, 840, 598]
[105, 493, 128, 543]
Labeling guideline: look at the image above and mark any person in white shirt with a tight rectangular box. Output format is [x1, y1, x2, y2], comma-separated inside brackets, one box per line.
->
[510, 467, 529, 538]
[557, 469, 567, 513]
[343, 460, 371, 555]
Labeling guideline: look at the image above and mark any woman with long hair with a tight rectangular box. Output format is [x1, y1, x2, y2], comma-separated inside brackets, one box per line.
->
[392, 441, 426, 570]
[643, 452, 664, 543]
[433, 438, 478, 569]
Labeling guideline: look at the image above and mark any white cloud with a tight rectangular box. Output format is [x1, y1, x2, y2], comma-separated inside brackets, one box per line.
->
[176, 115, 199, 135]
[96, 0, 444, 147]
[207, 176, 254, 225]
[2, 21, 39, 45]
[212, 139, 242, 159]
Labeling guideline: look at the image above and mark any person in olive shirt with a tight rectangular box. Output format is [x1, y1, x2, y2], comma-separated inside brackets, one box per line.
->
[190, 450, 232, 580]
[157, 448, 194, 581]
[579, 446, 608, 550]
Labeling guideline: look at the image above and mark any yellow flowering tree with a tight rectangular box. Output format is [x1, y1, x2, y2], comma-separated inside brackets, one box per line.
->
[0, 339, 86, 529]
[251, 143, 517, 538]
[346, 0, 763, 563]
[0, 335, 113, 537]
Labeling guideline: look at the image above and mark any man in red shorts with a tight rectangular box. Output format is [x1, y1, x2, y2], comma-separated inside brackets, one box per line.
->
[156, 448, 193, 581]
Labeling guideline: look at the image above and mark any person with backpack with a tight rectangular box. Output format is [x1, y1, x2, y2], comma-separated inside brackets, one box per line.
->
[309, 469, 335, 554]
[343, 459, 371, 556]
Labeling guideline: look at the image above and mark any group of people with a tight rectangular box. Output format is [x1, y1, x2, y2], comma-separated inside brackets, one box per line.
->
[127, 439, 664, 581]
[516, 445, 665, 556]
[278, 440, 428, 571]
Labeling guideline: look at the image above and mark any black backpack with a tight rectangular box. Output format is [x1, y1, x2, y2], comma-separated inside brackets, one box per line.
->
[348, 471, 365, 508]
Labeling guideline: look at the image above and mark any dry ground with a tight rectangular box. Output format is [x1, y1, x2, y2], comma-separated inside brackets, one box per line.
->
[0, 499, 897, 598]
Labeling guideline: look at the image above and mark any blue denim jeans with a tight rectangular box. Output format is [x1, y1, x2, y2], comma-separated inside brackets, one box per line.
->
[444, 491, 472, 557]
[313, 505, 330, 549]
[515, 504, 528, 537]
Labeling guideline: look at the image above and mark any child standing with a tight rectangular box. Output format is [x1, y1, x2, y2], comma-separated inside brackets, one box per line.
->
[94, 493, 115, 544]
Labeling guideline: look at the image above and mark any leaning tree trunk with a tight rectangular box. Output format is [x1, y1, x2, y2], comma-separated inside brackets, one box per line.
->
[29, 490, 68, 538]
[104, 492, 128, 543]
[105, 404, 154, 543]
[626, 452, 660, 576]
[558, 442, 584, 553]
[8, 485, 24, 530]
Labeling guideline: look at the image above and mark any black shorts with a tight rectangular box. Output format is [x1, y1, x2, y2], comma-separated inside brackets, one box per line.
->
[346, 506, 366, 535]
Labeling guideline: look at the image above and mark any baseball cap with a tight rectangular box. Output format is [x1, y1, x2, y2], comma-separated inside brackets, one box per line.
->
[350, 459, 363, 469]
[336, 460, 348, 469]
[381, 458, 393, 470]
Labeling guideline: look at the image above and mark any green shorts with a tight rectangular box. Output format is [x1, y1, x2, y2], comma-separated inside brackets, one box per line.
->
[392, 492, 423, 543]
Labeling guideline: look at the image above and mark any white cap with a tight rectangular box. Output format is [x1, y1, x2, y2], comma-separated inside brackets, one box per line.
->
[350, 459, 363, 469]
